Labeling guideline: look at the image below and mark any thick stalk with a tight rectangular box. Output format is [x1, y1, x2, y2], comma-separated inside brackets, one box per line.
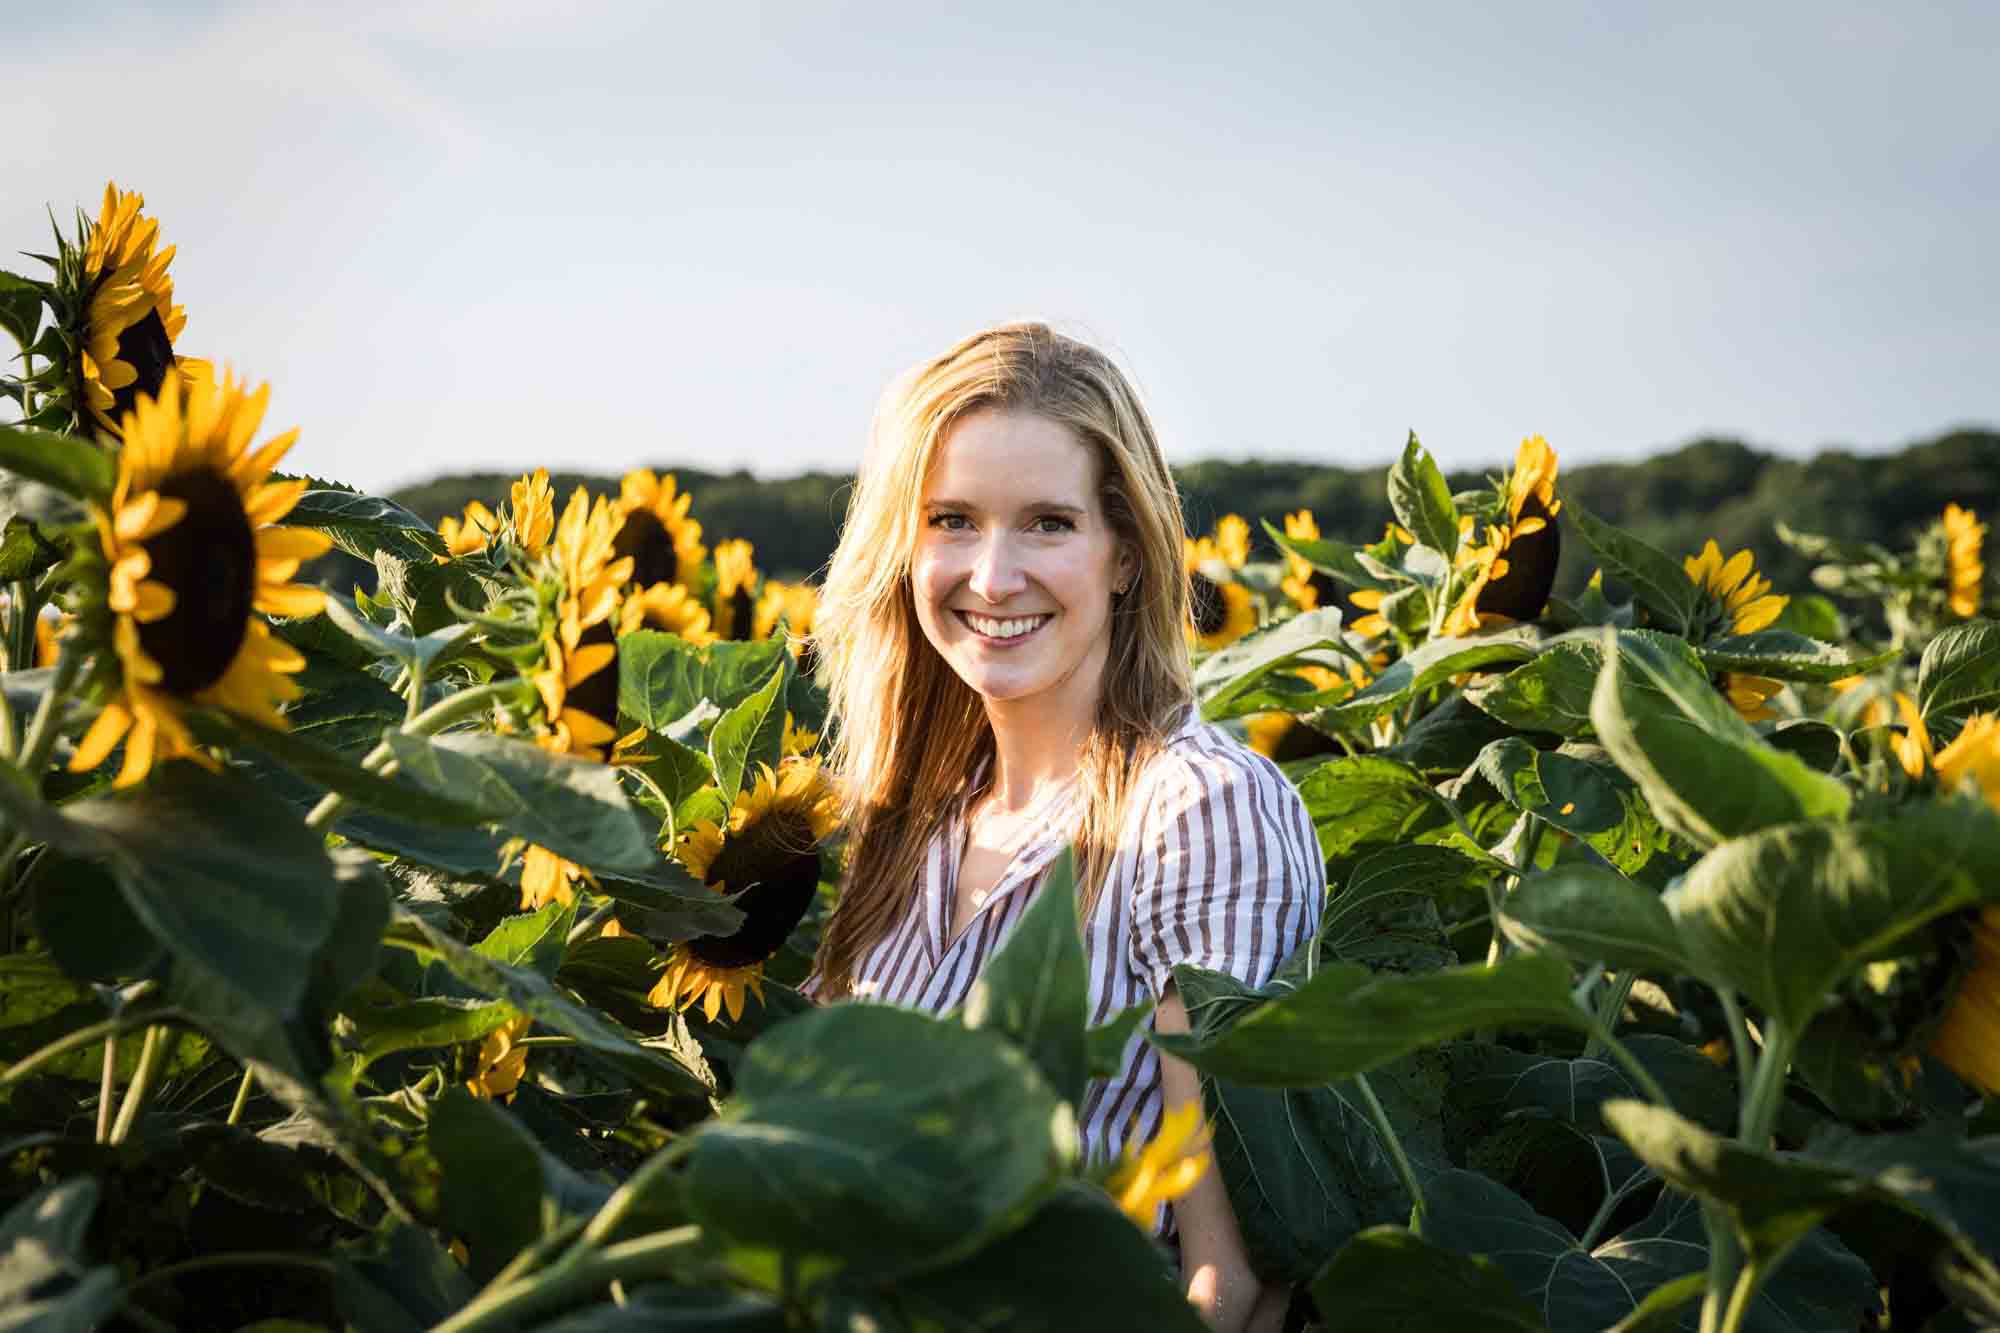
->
[1699, 1204, 1743, 1333]
[1582, 971, 1638, 1060]
[1737, 1021, 1794, 1148]
[15, 636, 83, 782]
[1350, 1072, 1426, 1230]
[0, 996, 163, 1086]
[109, 1024, 176, 1144]
[429, 1227, 703, 1333]
[95, 1030, 118, 1142]
[1583, 1019, 1674, 1108]
[1700, 1020, 1797, 1332]
[226, 1067, 255, 1126]
[1715, 988, 1755, 1087]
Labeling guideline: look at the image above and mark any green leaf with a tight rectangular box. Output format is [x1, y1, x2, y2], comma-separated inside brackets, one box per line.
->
[0, 1179, 122, 1333]
[0, 424, 113, 502]
[191, 710, 488, 827]
[1083, 1001, 1152, 1079]
[320, 592, 474, 672]
[1263, 518, 1387, 590]
[618, 633, 790, 733]
[1321, 844, 1491, 960]
[1664, 800, 2000, 1034]
[1476, 739, 1628, 836]
[1566, 502, 1699, 634]
[1193, 609, 1349, 721]
[0, 516, 62, 581]
[1311, 1227, 1549, 1332]
[856, 1184, 1209, 1331]
[0, 954, 202, 1085]
[1294, 755, 1436, 860]
[1501, 865, 1692, 974]
[1590, 629, 1850, 850]
[332, 1222, 477, 1333]
[706, 658, 788, 800]
[1317, 629, 1542, 731]
[1382, 694, 1518, 772]
[429, 1090, 611, 1281]
[683, 1004, 1070, 1280]
[962, 847, 1088, 1107]
[1150, 953, 1589, 1087]
[1388, 432, 1461, 557]
[0, 272, 44, 351]
[1695, 631, 1895, 684]
[400, 909, 708, 1100]
[1445, 1036, 1739, 1141]
[284, 486, 447, 563]
[1917, 618, 2000, 723]
[1464, 640, 1602, 737]
[349, 997, 517, 1072]
[383, 732, 662, 878]
[28, 851, 164, 983]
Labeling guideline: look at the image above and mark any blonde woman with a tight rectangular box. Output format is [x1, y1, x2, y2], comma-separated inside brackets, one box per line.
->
[810, 323, 1323, 1332]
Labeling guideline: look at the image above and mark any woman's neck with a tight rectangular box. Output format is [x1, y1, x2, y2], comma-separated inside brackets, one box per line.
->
[980, 689, 1095, 813]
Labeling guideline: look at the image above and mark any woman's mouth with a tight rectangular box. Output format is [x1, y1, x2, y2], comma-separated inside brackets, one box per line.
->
[955, 610, 1053, 644]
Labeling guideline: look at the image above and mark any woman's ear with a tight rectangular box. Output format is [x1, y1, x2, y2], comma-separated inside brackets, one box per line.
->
[1115, 544, 1139, 596]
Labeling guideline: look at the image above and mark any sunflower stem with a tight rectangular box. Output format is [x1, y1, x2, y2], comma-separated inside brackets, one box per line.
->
[95, 1029, 118, 1143]
[306, 680, 526, 830]
[15, 634, 84, 784]
[1581, 971, 1639, 1060]
[1350, 1071, 1426, 1230]
[226, 1067, 255, 1126]
[429, 1227, 704, 1333]
[109, 1023, 177, 1145]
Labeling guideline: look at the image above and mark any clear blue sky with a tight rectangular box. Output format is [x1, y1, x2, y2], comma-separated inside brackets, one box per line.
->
[7, 1, 1995, 493]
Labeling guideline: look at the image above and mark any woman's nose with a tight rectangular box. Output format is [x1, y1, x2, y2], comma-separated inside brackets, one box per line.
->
[967, 534, 1027, 603]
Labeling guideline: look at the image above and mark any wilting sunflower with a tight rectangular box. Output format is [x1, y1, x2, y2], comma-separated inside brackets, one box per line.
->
[754, 580, 820, 669]
[1943, 503, 1985, 619]
[652, 757, 840, 1022]
[612, 469, 706, 591]
[1683, 539, 1788, 722]
[436, 499, 498, 560]
[69, 371, 328, 787]
[1185, 536, 1256, 651]
[632, 580, 714, 642]
[65, 184, 205, 436]
[509, 469, 556, 558]
[1442, 436, 1563, 637]
[711, 539, 760, 640]
[1105, 1101, 1211, 1229]
[1930, 907, 2000, 1094]
[1278, 511, 1343, 613]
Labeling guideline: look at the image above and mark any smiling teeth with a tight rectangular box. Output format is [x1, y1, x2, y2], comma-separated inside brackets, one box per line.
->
[967, 613, 1048, 639]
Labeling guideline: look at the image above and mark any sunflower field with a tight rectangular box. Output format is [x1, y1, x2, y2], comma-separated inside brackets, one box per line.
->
[0, 185, 1997, 1333]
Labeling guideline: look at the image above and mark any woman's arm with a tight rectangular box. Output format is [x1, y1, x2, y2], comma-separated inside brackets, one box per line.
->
[1155, 984, 1286, 1333]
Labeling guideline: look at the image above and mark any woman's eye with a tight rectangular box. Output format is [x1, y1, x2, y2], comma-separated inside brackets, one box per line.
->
[927, 512, 969, 531]
[1032, 516, 1075, 534]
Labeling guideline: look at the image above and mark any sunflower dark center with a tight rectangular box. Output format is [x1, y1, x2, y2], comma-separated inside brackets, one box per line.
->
[1308, 571, 1340, 608]
[567, 619, 620, 730]
[109, 308, 175, 423]
[689, 819, 820, 968]
[1190, 571, 1227, 636]
[1269, 719, 1341, 764]
[723, 586, 755, 640]
[138, 467, 256, 694]
[612, 511, 677, 587]
[1474, 494, 1561, 623]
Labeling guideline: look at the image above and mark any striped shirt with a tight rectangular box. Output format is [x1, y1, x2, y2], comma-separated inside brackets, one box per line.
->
[841, 708, 1325, 1180]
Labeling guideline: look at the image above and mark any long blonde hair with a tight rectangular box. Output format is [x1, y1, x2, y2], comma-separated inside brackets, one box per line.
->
[811, 322, 1193, 997]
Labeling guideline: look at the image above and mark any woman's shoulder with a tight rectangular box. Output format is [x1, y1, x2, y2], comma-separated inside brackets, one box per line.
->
[1132, 707, 1312, 828]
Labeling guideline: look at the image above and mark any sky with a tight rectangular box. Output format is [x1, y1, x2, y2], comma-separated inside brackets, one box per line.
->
[5, 1, 1995, 494]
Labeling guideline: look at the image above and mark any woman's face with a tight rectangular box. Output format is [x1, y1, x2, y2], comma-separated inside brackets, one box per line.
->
[912, 409, 1133, 712]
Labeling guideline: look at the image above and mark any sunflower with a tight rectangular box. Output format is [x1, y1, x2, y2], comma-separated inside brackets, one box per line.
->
[1681, 539, 1789, 721]
[436, 499, 498, 560]
[531, 487, 637, 763]
[1246, 662, 1369, 761]
[1943, 503, 1985, 619]
[613, 469, 706, 591]
[69, 371, 329, 788]
[465, 1014, 533, 1101]
[1105, 1101, 1211, 1229]
[509, 469, 556, 558]
[1212, 515, 1251, 569]
[711, 539, 759, 640]
[781, 713, 820, 757]
[1934, 713, 2000, 808]
[520, 842, 597, 911]
[1442, 436, 1563, 637]
[1930, 907, 2000, 1094]
[632, 581, 715, 643]
[1278, 511, 1343, 613]
[69, 184, 203, 436]
[754, 579, 820, 669]
[1185, 537, 1256, 651]
[651, 757, 840, 1022]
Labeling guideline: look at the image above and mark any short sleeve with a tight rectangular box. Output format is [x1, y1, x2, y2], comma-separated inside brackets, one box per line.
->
[1126, 740, 1326, 999]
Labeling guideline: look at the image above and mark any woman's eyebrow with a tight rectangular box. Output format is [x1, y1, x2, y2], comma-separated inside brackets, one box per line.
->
[924, 498, 1088, 517]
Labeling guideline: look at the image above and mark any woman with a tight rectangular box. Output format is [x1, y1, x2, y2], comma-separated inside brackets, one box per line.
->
[809, 323, 1323, 1332]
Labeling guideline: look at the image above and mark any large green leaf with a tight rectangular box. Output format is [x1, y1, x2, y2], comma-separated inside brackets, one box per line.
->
[1317, 629, 1543, 730]
[1151, 953, 1589, 1087]
[1293, 755, 1436, 860]
[1465, 640, 1602, 737]
[1694, 631, 1895, 684]
[1319, 844, 1488, 971]
[851, 1184, 1209, 1332]
[1501, 865, 1692, 974]
[1312, 1227, 1549, 1332]
[1916, 619, 2000, 723]
[683, 1004, 1071, 1280]
[706, 658, 788, 800]
[383, 731, 662, 878]
[1388, 433, 1461, 557]
[191, 710, 488, 827]
[1476, 738, 1629, 837]
[618, 633, 791, 733]
[0, 424, 113, 503]
[1444, 1036, 1740, 1143]
[1566, 502, 1699, 634]
[1382, 693, 1518, 771]
[1664, 800, 2000, 1033]
[1262, 518, 1388, 591]
[332, 1221, 478, 1333]
[961, 848, 1088, 1108]
[1193, 609, 1349, 720]
[0, 1179, 122, 1333]
[285, 486, 447, 563]
[428, 1090, 612, 1282]
[1590, 629, 1850, 850]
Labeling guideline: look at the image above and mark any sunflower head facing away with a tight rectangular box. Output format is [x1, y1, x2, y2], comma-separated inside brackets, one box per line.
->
[754, 580, 819, 654]
[69, 370, 330, 787]
[437, 500, 498, 560]
[1684, 540, 1787, 640]
[530, 487, 639, 763]
[633, 581, 715, 643]
[1442, 436, 1563, 636]
[1942, 503, 1985, 619]
[1930, 906, 2000, 1095]
[1212, 515, 1251, 569]
[652, 757, 840, 1022]
[711, 539, 760, 640]
[1185, 536, 1256, 651]
[1279, 510, 1342, 613]
[59, 184, 204, 436]
[613, 469, 706, 592]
